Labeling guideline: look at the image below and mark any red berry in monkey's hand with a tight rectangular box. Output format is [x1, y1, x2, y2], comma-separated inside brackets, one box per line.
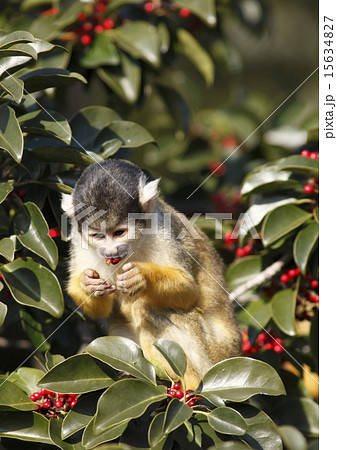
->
[106, 258, 121, 265]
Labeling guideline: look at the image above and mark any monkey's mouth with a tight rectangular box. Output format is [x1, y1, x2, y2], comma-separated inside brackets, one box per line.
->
[106, 258, 121, 266]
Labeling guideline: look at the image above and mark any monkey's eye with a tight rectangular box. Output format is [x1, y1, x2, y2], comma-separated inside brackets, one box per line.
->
[91, 233, 105, 240]
[113, 229, 126, 237]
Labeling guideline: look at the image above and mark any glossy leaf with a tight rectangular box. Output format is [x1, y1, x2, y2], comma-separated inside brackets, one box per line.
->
[93, 379, 167, 433]
[0, 237, 15, 260]
[0, 181, 14, 203]
[148, 412, 166, 447]
[20, 308, 51, 352]
[14, 202, 58, 269]
[82, 416, 129, 449]
[271, 288, 297, 336]
[176, 0, 216, 26]
[0, 301, 7, 327]
[80, 32, 120, 68]
[208, 406, 247, 435]
[0, 376, 36, 411]
[10, 368, 44, 396]
[261, 205, 311, 246]
[241, 165, 297, 196]
[199, 357, 286, 401]
[0, 30, 35, 48]
[293, 221, 319, 274]
[163, 398, 193, 434]
[19, 109, 72, 144]
[154, 339, 187, 378]
[0, 43, 37, 59]
[49, 417, 84, 450]
[276, 155, 319, 177]
[45, 352, 65, 371]
[86, 336, 156, 384]
[0, 411, 51, 444]
[313, 207, 319, 223]
[226, 255, 263, 291]
[70, 105, 120, 150]
[270, 398, 319, 436]
[94, 120, 156, 149]
[112, 21, 161, 68]
[0, 105, 24, 163]
[0, 257, 64, 318]
[32, 146, 94, 166]
[0, 76, 24, 104]
[38, 354, 115, 394]
[177, 29, 214, 86]
[278, 425, 307, 450]
[97, 51, 141, 105]
[20, 68, 87, 93]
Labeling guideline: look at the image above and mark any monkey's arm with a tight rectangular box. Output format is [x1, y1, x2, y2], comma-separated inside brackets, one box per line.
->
[117, 262, 199, 310]
[67, 270, 115, 318]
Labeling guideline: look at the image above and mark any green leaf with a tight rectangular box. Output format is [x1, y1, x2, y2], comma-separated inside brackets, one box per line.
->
[176, 0, 216, 26]
[0, 301, 7, 327]
[241, 165, 300, 196]
[61, 391, 101, 440]
[0, 257, 64, 318]
[156, 84, 191, 133]
[38, 354, 115, 394]
[86, 336, 156, 385]
[49, 417, 85, 450]
[32, 146, 94, 166]
[0, 76, 24, 104]
[14, 202, 58, 270]
[208, 443, 250, 449]
[82, 416, 129, 449]
[226, 255, 263, 291]
[0, 237, 15, 260]
[80, 32, 120, 68]
[70, 105, 120, 150]
[163, 398, 193, 434]
[0, 411, 52, 444]
[249, 302, 272, 334]
[20, 308, 51, 352]
[154, 339, 187, 378]
[271, 288, 297, 336]
[148, 411, 166, 447]
[208, 407, 247, 435]
[19, 109, 72, 145]
[0, 181, 14, 203]
[94, 120, 156, 149]
[20, 68, 87, 93]
[200, 357, 286, 401]
[278, 425, 307, 450]
[0, 43, 37, 59]
[10, 368, 44, 396]
[0, 31, 35, 48]
[261, 205, 311, 247]
[0, 376, 36, 411]
[270, 398, 319, 436]
[112, 21, 161, 68]
[313, 207, 319, 223]
[276, 155, 319, 177]
[293, 221, 319, 274]
[177, 29, 214, 86]
[93, 379, 167, 433]
[0, 105, 24, 163]
[99, 139, 122, 159]
[45, 352, 65, 371]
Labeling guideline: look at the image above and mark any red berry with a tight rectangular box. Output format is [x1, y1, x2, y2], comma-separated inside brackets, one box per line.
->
[80, 34, 92, 46]
[280, 274, 290, 283]
[243, 245, 252, 255]
[67, 393, 77, 398]
[96, 3, 107, 12]
[42, 401, 51, 409]
[209, 161, 226, 176]
[94, 24, 104, 33]
[300, 150, 310, 158]
[236, 248, 246, 258]
[313, 295, 319, 303]
[70, 400, 77, 408]
[48, 228, 61, 238]
[257, 333, 267, 343]
[168, 389, 176, 397]
[264, 343, 273, 350]
[179, 8, 192, 18]
[175, 390, 184, 399]
[294, 268, 301, 276]
[77, 12, 87, 21]
[303, 184, 314, 194]
[144, 2, 155, 12]
[242, 340, 252, 353]
[30, 394, 36, 401]
[273, 344, 283, 353]
[33, 392, 41, 400]
[55, 400, 63, 408]
[187, 400, 196, 407]
[222, 135, 238, 149]
[102, 18, 115, 29]
[310, 152, 319, 160]
[288, 269, 297, 278]
[173, 383, 180, 390]
[311, 280, 319, 288]
[82, 22, 93, 32]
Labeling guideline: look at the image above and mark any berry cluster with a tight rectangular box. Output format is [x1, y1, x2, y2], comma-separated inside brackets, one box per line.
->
[167, 383, 201, 407]
[242, 331, 283, 355]
[30, 389, 78, 418]
[300, 150, 319, 160]
[223, 232, 255, 258]
[143, 2, 191, 18]
[280, 267, 301, 284]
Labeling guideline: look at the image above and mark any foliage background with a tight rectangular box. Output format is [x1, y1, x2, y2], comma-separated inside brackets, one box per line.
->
[0, 0, 318, 449]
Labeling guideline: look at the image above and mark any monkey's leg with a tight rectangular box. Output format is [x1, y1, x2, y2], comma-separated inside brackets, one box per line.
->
[117, 262, 200, 310]
[67, 271, 115, 318]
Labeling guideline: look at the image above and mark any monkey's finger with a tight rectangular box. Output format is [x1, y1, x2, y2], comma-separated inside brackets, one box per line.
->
[83, 278, 109, 287]
[117, 267, 138, 281]
[94, 287, 116, 296]
[84, 269, 100, 279]
[122, 262, 136, 272]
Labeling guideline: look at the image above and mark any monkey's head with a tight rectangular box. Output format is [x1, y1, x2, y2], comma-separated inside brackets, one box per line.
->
[61, 159, 160, 261]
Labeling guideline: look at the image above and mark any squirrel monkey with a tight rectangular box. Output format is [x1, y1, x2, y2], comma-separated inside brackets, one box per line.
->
[62, 159, 241, 388]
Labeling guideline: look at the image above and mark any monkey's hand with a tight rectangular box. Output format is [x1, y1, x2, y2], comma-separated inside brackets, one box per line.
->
[116, 262, 147, 296]
[82, 269, 116, 297]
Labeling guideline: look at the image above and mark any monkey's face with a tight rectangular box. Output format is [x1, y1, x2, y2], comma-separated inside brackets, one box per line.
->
[87, 223, 133, 261]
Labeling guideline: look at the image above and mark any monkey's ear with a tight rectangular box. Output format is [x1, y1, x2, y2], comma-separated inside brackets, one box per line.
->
[139, 178, 160, 212]
[61, 193, 75, 217]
